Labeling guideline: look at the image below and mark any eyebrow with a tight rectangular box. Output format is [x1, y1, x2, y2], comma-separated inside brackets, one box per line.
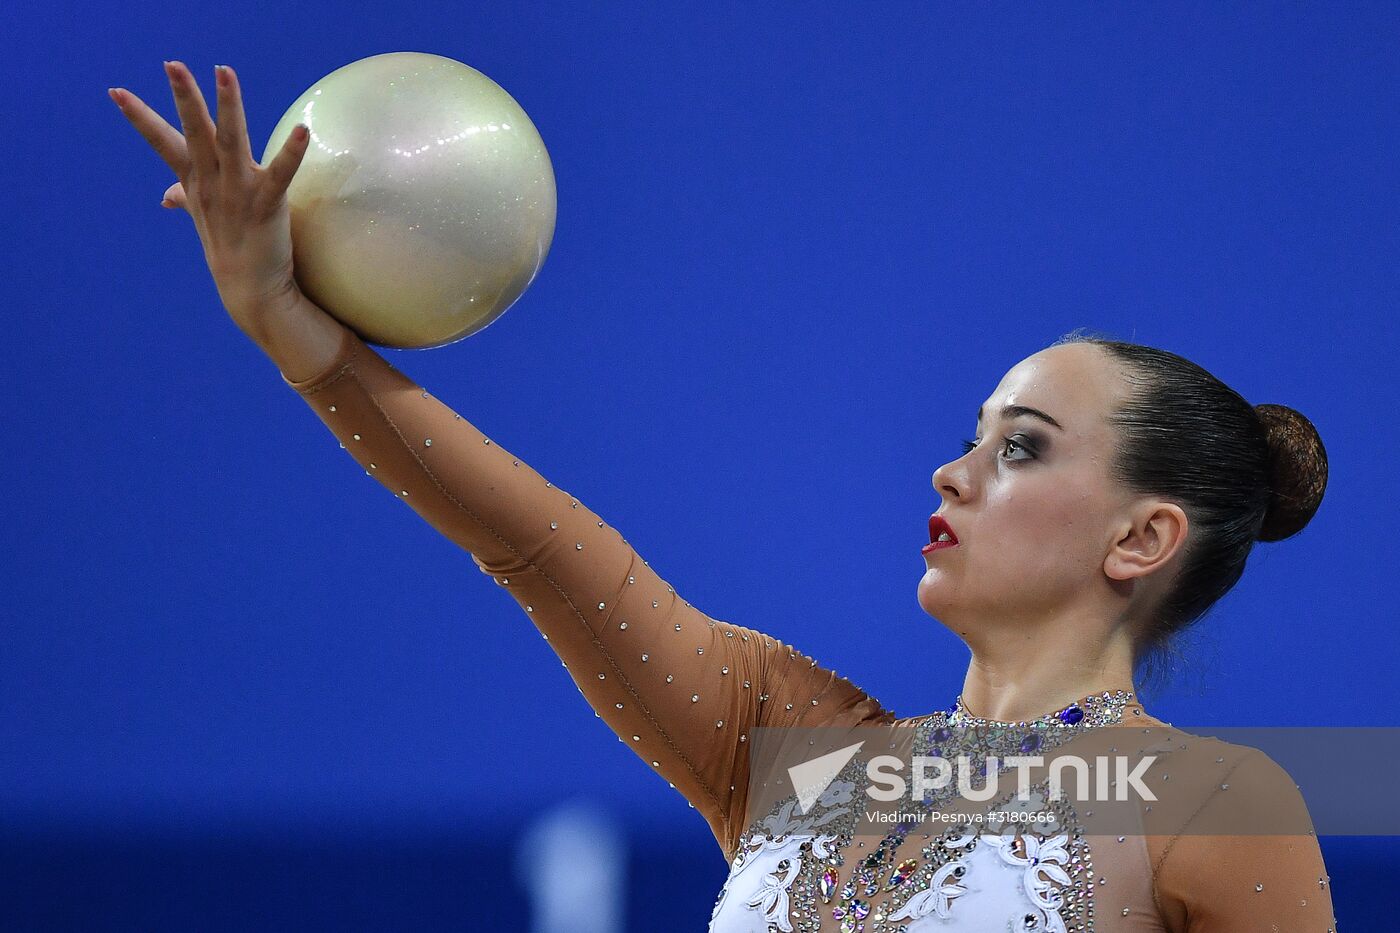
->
[976, 404, 1065, 431]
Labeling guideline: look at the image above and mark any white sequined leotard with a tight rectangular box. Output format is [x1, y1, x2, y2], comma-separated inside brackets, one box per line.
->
[281, 321, 1339, 932]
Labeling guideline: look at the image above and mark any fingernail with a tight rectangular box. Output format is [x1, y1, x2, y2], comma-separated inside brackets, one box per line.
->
[215, 64, 228, 87]
[161, 198, 173, 208]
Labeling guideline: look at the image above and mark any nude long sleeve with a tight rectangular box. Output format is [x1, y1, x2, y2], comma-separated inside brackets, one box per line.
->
[1149, 747, 1338, 931]
[279, 320, 892, 857]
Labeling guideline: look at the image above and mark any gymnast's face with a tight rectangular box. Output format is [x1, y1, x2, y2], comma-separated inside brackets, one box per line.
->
[917, 342, 1155, 634]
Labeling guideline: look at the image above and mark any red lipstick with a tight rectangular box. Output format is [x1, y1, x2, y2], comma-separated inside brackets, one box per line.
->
[922, 514, 960, 554]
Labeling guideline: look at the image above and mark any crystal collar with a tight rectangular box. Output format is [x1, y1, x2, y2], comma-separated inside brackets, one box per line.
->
[947, 688, 1139, 730]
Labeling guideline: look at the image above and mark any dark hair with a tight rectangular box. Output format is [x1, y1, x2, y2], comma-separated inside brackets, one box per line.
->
[1050, 328, 1328, 691]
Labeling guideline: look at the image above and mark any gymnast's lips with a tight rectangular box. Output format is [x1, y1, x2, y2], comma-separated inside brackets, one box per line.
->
[923, 514, 960, 554]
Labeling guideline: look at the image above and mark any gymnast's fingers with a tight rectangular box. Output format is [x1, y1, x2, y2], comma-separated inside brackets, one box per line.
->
[161, 180, 187, 210]
[260, 124, 312, 205]
[108, 85, 191, 180]
[163, 60, 219, 181]
[212, 64, 255, 175]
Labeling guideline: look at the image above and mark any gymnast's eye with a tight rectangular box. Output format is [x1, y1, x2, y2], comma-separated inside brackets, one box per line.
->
[960, 436, 1036, 460]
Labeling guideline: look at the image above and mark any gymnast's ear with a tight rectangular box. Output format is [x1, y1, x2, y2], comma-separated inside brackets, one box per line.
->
[1103, 500, 1189, 582]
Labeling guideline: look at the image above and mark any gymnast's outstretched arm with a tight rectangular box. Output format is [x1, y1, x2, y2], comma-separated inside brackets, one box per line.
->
[276, 307, 892, 858]
[109, 59, 889, 859]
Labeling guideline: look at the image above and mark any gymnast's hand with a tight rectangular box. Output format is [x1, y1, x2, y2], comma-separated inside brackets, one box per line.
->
[109, 62, 312, 343]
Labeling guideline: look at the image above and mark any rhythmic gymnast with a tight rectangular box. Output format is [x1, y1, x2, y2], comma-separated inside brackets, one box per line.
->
[111, 62, 1336, 932]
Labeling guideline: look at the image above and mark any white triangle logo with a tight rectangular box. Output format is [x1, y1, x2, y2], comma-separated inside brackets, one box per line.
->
[788, 741, 865, 814]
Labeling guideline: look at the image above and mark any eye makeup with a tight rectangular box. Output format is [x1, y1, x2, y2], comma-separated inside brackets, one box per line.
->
[959, 434, 1039, 459]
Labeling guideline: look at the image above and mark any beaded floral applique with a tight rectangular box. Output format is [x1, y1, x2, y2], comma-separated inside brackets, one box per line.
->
[712, 690, 1136, 933]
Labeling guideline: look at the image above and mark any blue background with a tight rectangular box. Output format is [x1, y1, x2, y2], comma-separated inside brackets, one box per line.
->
[6, 1, 1393, 928]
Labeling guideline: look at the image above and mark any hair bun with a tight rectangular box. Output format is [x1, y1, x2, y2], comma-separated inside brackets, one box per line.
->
[1253, 403, 1328, 542]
